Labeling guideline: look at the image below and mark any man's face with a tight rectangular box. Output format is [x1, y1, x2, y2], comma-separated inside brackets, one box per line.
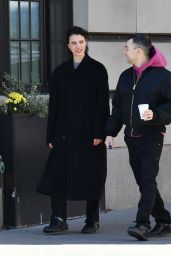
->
[123, 39, 138, 64]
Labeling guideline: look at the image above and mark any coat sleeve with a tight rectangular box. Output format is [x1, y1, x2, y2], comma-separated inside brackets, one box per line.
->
[148, 72, 171, 126]
[46, 69, 58, 145]
[154, 73, 171, 125]
[105, 77, 123, 137]
[92, 66, 110, 139]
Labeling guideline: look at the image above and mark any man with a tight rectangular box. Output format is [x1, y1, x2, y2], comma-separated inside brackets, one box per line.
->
[105, 33, 171, 241]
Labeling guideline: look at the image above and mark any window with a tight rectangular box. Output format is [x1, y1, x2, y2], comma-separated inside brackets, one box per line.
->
[9, 0, 42, 84]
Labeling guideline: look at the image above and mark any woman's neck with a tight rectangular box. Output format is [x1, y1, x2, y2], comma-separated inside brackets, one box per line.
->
[73, 53, 85, 63]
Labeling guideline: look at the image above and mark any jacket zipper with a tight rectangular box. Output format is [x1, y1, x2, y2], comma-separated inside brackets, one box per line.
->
[130, 72, 142, 136]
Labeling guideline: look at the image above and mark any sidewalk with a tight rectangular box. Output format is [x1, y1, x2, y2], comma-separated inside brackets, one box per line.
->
[0, 203, 171, 256]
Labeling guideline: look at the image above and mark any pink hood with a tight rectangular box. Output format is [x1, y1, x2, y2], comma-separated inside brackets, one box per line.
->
[133, 46, 167, 76]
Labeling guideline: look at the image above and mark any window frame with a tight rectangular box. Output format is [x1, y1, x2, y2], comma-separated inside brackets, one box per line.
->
[9, 0, 44, 85]
[0, 0, 73, 90]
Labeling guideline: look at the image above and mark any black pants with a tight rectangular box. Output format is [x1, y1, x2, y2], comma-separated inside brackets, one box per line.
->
[50, 136, 99, 223]
[51, 194, 99, 223]
[125, 134, 171, 226]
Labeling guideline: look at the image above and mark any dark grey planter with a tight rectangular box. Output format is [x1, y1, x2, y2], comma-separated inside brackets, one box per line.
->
[0, 114, 86, 228]
[0, 114, 51, 228]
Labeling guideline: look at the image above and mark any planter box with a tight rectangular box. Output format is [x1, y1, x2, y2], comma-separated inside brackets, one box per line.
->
[0, 114, 85, 228]
[0, 114, 51, 228]
[0, 188, 2, 228]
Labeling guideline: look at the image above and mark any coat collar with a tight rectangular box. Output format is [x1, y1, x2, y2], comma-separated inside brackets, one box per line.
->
[66, 53, 91, 73]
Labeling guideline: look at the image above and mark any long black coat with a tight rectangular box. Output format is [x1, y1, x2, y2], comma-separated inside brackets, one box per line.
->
[37, 54, 109, 200]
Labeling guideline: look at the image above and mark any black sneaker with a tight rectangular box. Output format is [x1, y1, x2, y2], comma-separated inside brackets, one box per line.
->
[149, 223, 171, 237]
[43, 217, 68, 234]
[81, 222, 99, 234]
[127, 224, 149, 241]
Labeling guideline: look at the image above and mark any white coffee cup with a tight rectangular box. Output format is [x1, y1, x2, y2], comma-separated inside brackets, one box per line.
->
[138, 104, 149, 119]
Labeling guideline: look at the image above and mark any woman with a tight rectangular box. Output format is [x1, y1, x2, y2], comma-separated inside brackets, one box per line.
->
[37, 26, 109, 234]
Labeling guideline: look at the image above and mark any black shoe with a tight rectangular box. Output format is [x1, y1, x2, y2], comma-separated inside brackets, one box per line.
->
[81, 222, 99, 234]
[149, 223, 171, 237]
[43, 217, 68, 234]
[127, 224, 149, 241]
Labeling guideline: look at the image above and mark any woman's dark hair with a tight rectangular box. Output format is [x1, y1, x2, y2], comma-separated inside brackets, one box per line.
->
[66, 26, 89, 44]
[128, 33, 152, 57]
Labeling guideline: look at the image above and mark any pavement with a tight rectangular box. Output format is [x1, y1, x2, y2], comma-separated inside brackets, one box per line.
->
[0, 203, 171, 256]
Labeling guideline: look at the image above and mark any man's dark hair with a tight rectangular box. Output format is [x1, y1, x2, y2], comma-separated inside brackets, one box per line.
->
[128, 33, 152, 57]
[66, 26, 89, 43]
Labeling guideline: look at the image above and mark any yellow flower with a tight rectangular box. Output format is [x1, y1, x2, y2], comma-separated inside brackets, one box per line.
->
[7, 92, 27, 104]
[23, 97, 27, 103]
[5, 98, 13, 104]
[5, 91, 27, 113]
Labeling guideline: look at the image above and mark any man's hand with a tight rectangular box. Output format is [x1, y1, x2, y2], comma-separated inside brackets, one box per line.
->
[143, 109, 153, 121]
[105, 136, 114, 149]
[93, 139, 102, 146]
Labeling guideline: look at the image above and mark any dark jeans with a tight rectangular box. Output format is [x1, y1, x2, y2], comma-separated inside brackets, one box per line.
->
[125, 134, 171, 226]
[51, 194, 99, 223]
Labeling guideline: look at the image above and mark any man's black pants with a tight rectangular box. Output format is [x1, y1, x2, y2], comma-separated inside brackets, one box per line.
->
[125, 134, 171, 226]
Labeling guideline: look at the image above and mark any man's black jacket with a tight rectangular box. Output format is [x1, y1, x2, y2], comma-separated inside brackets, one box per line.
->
[106, 66, 171, 137]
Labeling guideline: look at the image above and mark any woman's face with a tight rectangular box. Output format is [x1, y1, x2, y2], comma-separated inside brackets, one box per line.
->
[68, 34, 87, 58]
